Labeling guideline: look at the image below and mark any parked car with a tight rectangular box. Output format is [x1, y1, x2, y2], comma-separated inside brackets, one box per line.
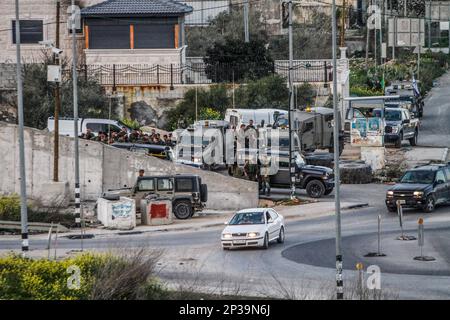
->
[47, 117, 129, 137]
[374, 107, 419, 148]
[266, 150, 334, 198]
[385, 81, 424, 117]
[221, 208, 285, 250]
[112, 174, 208, 219]
[386, 163, 450, 213]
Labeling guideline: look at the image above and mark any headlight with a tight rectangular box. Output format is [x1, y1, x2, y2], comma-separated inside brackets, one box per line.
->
[222, 233, 232, 239]
[413, 191, 424, 197]
[391, 127, 399, 134]
[247, 232, 260, 238]
[387, 191, 394, 197]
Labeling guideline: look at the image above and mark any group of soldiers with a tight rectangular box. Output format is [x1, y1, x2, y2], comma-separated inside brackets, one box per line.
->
[80, 127, 174, 147]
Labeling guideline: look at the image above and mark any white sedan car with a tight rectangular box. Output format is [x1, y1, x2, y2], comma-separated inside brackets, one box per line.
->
[221, 208, 285, 250]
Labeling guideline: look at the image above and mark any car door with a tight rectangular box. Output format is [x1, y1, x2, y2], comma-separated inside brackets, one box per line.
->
[265, 211, 278, 241]
[402, 110, 414, 138]
[156, 177, 174, 198]
[133, 178, 156, 211]
[444, 167, 450, 202]
[434, 170, 447, 204]
[269, 156, 290, 186]
[269, 209, 282, 239]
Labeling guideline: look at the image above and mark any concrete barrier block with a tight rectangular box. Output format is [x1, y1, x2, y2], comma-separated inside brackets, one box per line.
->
[35, 181, 70, 207]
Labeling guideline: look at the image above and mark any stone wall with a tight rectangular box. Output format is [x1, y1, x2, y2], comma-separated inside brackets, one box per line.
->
[0, 122, 258, 211]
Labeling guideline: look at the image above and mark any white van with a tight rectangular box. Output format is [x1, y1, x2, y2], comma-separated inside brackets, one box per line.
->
[224, 108, 287, 128]
[47, 117, 128, 137]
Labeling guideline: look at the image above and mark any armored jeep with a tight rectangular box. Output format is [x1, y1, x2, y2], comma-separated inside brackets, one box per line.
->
[129, 174, 208, 220]
[276, 107, 344, 155]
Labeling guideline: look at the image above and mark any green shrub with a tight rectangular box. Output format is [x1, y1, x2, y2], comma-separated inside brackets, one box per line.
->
[0, 195, 21, 221]
[350, 86, 383, 97]
[0, 249, 164, 300]
[0, 195, 76, 228]
[120, 118, 141, 130]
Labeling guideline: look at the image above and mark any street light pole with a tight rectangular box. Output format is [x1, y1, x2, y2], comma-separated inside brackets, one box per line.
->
[244, 0, 249, 42]
[53, 0, 61, 182]
[332, 0, 343, 300]
[288, 0, 296, 199]
[71, 0, 83, 250]
[15, 0, 29, 255]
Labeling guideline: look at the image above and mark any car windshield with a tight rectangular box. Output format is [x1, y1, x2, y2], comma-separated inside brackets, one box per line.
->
[385, 110, 402, 121]
[400, 171, 435, 184]
[228, 212, 265, 225]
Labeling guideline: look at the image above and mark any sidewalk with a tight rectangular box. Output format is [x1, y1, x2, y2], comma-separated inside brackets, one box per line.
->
[20, 201, 368, 240]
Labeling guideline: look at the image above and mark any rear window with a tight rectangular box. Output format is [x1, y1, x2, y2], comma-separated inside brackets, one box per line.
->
[175, 178, 194, 192]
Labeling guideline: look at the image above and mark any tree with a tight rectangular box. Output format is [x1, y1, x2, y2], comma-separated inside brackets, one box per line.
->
[268, 11, 332, 60]
[8, 59, 112, 130]
[186, 9, 268, 57]
[234, 75, 289, 110]
[165, 85, 230, 130]
[204, 38, 274, 82]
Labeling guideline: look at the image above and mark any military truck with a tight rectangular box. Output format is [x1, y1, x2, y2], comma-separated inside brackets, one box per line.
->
[110, 174, 208, 220]
[385, 81, 424, 118]
[275, 107, 345, 155]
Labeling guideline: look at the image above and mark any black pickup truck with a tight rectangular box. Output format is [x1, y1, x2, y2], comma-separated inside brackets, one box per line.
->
[262, 150, 334, 198]
[386, 163, 450, 213]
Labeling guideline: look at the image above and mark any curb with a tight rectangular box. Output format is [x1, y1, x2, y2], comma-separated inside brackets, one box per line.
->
[345, 203, 369, 209]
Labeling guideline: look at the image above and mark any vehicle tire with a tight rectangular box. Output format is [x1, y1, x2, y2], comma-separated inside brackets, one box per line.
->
[423, 195, 436, 213]
[277, 227, 285, 244]
[409, 131, 418, 146]
[387, 205, 397, 213]
[395, 132, 403, 148]
[262, 232, 269, 249]
[324, 188, 334, 196]
[306, 179, 326, 198]
[339, 162, 373, 184]
[173, 200, 193, 219]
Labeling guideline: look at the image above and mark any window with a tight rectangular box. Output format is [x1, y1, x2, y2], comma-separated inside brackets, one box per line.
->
[436, 170, 446, 184]
[86, 123, 103, 132]
[175, 178, 194, 192]
[444, 168, 450, 182]
[89, 24, 129, 49]
[302, 122, 314, 133]
[12, 20, 43, 44]
[134, 24, 175, 49]
[137, 179, 154, 191]
[269, 210, 278, 221]
[157, 178, 173, 191]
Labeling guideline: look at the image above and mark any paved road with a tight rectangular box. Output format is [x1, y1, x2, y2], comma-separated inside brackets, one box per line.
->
[419, 72, 450, 148]
[1, 185, 449, 299]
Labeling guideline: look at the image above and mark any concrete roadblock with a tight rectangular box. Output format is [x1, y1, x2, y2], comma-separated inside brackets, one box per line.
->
[97, 197, 136, 230]
[141, 197, 173, 226]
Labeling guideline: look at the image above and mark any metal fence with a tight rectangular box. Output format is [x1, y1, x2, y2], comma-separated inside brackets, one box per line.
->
[66, 59, 333, 87]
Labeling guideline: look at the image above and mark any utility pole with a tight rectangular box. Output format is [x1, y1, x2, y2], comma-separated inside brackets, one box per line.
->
[244, 0, 249, 42]
[70, 0, 83, 250]
[340, 0, 346, 47]
[288, 1, 296, 200]
[53, 0, 61, 182]
[15, 0, 29, 255]
[332, 0, 343, 300]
